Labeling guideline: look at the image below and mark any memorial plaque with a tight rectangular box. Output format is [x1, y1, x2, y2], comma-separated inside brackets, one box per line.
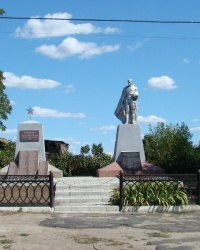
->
[7, 162, 19, 175]
[19, 151, 29, 175]
[20, 130, 39, 142]
[121, 151, 142, 170]
[38, 161, 48, 175]
[28, 150, 39, 175]
[18, 150, 39, 175]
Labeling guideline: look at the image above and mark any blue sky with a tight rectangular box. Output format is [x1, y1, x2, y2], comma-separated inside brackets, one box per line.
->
[1, 0, 200, 155]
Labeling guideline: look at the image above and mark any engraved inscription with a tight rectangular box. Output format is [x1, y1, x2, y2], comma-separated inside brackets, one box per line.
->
[28, 150, 39, 175]
[19, 151, 29, 175]
[121, 152, 142, 170]
[20, 130, 39, 142]
[18, 150, 39, 175]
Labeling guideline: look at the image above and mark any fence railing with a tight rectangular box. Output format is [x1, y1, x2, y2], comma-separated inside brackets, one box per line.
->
[0, 171, 55, 208]
[119, 171, 200, 211]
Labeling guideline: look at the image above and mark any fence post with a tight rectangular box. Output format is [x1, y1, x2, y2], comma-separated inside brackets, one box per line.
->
[49, 171, 55, 208]
[197, 170, 200, 206]
[119, 170, 124, 211]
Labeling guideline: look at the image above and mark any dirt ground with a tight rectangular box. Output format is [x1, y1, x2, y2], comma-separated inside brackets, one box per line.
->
[0, 210, 200, 250]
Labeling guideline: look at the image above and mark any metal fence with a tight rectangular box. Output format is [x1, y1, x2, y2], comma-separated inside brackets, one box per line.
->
[119, 171, 200, 211]
[0, 171, 55, 208]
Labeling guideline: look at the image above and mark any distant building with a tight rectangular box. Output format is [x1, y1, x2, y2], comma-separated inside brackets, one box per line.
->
[45, 140, 69, 157]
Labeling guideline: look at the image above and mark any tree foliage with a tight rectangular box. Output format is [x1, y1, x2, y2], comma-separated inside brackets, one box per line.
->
[80, 144, 90, 155]
[144, 122, 200, 174]
[49, 143, 113, 176]
[0, 9, 5, 15]
[0, 140, 15, 169]
[0, 71, 12, 131]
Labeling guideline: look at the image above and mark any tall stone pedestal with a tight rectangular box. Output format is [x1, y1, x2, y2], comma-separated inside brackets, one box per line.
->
[97, 124, 165, 177]
[15, 121, 46, 162]
[114, 124, 145, 163]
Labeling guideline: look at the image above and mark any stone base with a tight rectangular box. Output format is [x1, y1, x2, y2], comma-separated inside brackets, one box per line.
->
[96, 162, 165, 177]
[0, 164, 63, 178]
[141, 162, 165, 174]
[114, 124, 145, 163]
[48, 164, 63, 178]
[96, 162, 122, 177]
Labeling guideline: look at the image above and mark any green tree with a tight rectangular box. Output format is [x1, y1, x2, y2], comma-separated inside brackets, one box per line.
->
[0, 9, 5, 15]
[0, 71, 12, 130]
[80, 144, 90, 155]
[0, 140, 15, 169]
[91, 143, 103, 156]
[143, 122, 199, 174]
[48, 143, 113, 176]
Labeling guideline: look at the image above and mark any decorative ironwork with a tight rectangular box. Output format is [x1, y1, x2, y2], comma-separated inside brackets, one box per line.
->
[118, 172, 199, 211]
[0, 172, 55, 207]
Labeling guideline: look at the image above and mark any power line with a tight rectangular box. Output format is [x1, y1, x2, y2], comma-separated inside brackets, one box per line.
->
[1, 16, 200, 24]
[1, 31, 200, 40]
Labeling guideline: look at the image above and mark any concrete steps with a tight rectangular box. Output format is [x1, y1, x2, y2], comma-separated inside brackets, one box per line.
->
[54, 177, 119, 213]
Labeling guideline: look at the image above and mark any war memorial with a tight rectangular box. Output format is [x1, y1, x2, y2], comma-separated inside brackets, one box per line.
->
[0, 108, 63, 178]
[97, 79, 164, 177]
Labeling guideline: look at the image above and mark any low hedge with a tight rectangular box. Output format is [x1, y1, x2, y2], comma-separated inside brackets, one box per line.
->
[111, 181, 188, 206]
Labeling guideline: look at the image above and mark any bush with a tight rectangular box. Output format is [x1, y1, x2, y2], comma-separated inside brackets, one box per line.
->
[48, 152, 113, 177]
[111, 181, 188, 206]
[144, 122, 200, 174]
[0, 140, 15, 169]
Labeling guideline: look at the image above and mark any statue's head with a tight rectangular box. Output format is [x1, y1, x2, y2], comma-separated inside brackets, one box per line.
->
[128, 79, 132, 86]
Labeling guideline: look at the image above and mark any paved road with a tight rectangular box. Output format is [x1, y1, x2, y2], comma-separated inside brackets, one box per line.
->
[1, 210, 200, 249]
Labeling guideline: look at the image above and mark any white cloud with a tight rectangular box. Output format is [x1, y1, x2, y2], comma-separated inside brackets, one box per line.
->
[183, 58, 190, 64]
[15, 12, 118, 38]
[4, 72, 61, 89]
[138, 115, 166, 124]
[127, 41, 142, 51]
[90, 125, 116, 131]
[0, 129, 17, 134]
[192, 118, 199, 122]
[67, 137, 82, 145]
[190, 127, 200, 131]
[147, 76, 177, 90]
[63, 85, 75, 94]
[36, 37, 120, 59]
[32, 106, 86, 118]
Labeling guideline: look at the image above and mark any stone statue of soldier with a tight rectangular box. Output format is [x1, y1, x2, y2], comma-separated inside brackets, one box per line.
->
[114, 79, 138, 124]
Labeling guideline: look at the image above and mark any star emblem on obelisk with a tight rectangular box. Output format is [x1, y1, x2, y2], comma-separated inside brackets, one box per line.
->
[27, 107, 34, 120]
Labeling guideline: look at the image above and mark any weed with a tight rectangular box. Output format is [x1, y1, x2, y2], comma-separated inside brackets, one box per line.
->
[106, 239, 124, 246]
[3, 245, 12, 250]
[19, 233, 29, 237]
[148, 231, 169, 238]
[72, 235, 100, 244]
[0, 239, 13, 244]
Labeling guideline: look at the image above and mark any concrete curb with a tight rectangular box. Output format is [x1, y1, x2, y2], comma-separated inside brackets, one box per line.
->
[121, 205, 200, 212]
[0, 207, 53, 213]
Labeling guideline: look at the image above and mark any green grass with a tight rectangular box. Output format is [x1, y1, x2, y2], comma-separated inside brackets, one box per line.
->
[71, 234, 132, 248]
[19, 233, 29, 237]
[0, 239, 13, 244]
[148, 231, 170, 238]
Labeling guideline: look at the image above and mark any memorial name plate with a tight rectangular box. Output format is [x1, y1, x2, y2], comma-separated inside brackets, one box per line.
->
[28, 150, 39, 175]
[20, 130, 39, 142]
[121, 151, 142, 170]
[19, 150, 39, 175]
[19, 151, 29, 175]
